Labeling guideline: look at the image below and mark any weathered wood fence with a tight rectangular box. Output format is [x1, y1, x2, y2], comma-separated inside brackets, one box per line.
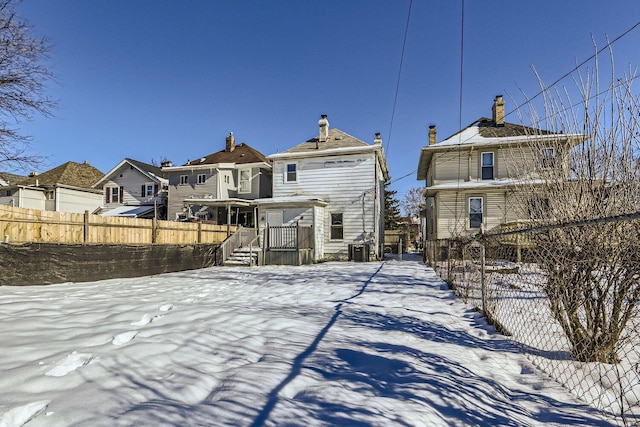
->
[0, 205, 234, 245]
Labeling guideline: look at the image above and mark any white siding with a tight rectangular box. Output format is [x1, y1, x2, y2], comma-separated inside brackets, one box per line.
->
[273, 152, 380, 260]
[55, 187, 103, 213]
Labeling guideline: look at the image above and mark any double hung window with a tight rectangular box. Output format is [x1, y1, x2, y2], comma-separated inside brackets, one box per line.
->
[286, 163, 297, 182]
[469, 197, 483, 229]
[330, 213, 343, 240]
[481, 153, 494, 180]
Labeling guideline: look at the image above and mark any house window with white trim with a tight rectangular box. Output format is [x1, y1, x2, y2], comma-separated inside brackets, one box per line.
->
[141, 183, 158, 197]
[197, 174, 206, 185]
[469, 197, 483, 229]
[541, 147, 556, 169]
[239, 169, 251, 193]
[286, 163, 297, 182]
[330, 213, 343, 240]
[179, 175, 189, 185]
[106, 186, 122, 204]
[481, 152, 494, 180]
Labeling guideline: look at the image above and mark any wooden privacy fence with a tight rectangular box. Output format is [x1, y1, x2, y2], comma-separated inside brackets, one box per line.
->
[0, 205, 235, 245]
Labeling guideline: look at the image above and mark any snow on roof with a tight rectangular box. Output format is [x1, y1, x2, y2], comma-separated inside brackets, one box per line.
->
[101, 205, 155, 217]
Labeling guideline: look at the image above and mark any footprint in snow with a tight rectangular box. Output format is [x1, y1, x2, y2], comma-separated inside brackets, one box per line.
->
[112, 331, 138, 346]
[0, 400, 50, 427]
[131, 314, 152, 326]
[130, 314, 164, 326]
[45, 352, 93, 377]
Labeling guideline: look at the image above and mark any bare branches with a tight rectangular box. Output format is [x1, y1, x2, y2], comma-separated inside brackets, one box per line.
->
[510, 48, 640, 363]
[0, 0, 55, 171]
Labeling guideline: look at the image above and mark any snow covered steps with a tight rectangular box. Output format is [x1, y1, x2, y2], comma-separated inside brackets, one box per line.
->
[224, 247, 262, 266]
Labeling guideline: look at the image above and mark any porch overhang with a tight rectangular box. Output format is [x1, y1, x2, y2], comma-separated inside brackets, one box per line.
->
[183, 197, 254, 208]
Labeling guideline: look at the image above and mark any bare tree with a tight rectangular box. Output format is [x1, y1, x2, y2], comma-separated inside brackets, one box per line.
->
[0, 0, 55, 171]
[401, 186, 425, 219]
[511, 50, 640, 363]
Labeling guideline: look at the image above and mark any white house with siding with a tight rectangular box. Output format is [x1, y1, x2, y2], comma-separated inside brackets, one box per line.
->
[262, 115, 389, 261]
[0, 161, 104, 214]
[93, 158, 168, 219]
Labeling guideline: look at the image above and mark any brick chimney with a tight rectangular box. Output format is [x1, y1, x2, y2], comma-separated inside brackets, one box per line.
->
[374, 132, 382, 145]
[225, 132, 235, 152]
[492, 95, 505, 126]
[318, 114, 329, 142]
[429, 125, 437, 146]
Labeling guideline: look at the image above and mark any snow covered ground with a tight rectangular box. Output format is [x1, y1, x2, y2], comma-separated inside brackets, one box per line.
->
[0, 255, 616, 426]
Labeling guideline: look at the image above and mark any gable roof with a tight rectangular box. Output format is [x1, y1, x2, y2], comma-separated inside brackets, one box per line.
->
[19, 161, 105, 189]
[184, 143, 270, 167]
[283, 128, 369, 153]
[94, 158, 167, 188]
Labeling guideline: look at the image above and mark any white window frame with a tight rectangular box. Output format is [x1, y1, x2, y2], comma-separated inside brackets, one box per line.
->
[143, 183, 155, 197]
[481, 152, 494, 180]
[238, 168, 251, 194]
[197, 173, 206, 185]
[109, 186, 120, 204]
[469, 197, 483, 229]
[285, 163, 297, 183]
[541, 147, 556, 169]
[179, 175, 189, 186]
[330, 212, 343, 240]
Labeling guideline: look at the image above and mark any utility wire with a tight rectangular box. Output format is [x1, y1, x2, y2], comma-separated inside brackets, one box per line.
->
[385, 0, 413, 155]
[505, 19, 640, 119]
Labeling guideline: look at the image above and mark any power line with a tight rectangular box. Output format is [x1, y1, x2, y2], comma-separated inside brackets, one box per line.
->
[385, 0, 413, 155]
[506, 19, 640, 119]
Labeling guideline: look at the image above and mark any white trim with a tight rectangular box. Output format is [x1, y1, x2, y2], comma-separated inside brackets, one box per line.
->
[238, 168, 251, 194]
[285, 162, 298, 183]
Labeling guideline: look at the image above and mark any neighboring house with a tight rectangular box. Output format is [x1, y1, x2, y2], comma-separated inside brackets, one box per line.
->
[0, 172, 25, 187]
[93, 158, 168, 219]
[0, 161, 104, 213]
[416, 95, 586, 252]
[262, 115, 390, 261]
[163, 133, 272, 225]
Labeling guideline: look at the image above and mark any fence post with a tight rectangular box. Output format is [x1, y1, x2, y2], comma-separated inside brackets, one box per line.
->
[447, 240, 452, 283]
[480, 240, 487, 316]
[83, 210, 89, 243]
[152, 217, 158, 244]
[197, 222, 202, 244]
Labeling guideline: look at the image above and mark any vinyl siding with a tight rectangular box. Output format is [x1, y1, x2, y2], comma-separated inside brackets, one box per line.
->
[273, 152, 381, 259]
[167, 170, 218, 220]
[55, 187, 103, 213]
[101, 166, 166, 208]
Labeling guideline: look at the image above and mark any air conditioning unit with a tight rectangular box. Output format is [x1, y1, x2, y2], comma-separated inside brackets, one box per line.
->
[348, 244, 370, 262]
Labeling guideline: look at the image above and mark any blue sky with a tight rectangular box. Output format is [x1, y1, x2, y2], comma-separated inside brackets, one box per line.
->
[11, 0, 640, 206]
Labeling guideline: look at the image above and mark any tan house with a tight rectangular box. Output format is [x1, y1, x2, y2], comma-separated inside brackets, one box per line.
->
[417, 96, 586, 258]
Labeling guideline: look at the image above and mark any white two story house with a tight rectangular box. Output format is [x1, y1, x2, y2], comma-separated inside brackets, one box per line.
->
[262, 115, 389, 261]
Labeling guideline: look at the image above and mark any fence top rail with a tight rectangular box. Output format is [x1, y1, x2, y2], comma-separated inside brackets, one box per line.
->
[482, 210, 640, 239]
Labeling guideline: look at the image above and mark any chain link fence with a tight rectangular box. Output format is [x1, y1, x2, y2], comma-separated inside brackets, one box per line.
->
[427, 216, 640, 426]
